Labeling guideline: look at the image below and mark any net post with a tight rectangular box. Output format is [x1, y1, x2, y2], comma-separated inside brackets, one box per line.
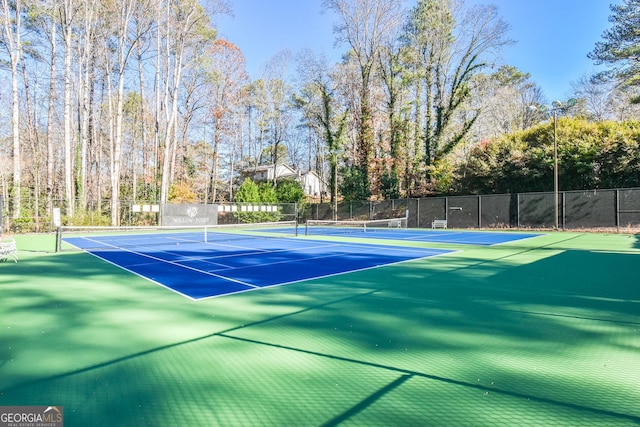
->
[55, 226, 62, 252]
[204, 226, 208, 243]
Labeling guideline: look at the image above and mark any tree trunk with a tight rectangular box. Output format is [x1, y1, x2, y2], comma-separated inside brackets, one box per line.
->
[2, 0, 22, 220]
[46, 20, 57, 219]
[62, 0, 75, 218]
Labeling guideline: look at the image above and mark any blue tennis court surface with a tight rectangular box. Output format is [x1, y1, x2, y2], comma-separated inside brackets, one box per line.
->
[302, 227, 543, 245]
[63, 233, 453, 300]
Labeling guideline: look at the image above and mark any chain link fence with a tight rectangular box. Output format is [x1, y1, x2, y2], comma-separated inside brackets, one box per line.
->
[0, 197, 299, 233]
[301, 188, 640, 232]
[3, 188, 640, 233]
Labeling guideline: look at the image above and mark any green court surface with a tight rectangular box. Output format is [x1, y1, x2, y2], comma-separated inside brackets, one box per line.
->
[1, 231, 639, 426]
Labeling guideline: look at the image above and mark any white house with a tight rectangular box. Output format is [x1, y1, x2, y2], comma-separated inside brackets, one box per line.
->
[243, 164, 326, 197]
[299, 170, 323, 196]
[247, 164, 297, 182]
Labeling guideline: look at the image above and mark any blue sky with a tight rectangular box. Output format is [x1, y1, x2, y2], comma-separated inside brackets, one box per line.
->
[215, 0, 617, 102]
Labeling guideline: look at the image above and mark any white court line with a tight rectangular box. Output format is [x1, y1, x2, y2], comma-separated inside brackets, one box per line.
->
[400, 231, 469, 242]
[72, 236, 260, 289]
[68, 235, 455, 301]
[398, 230, 543, 246]
[122, 241, 351, 275]
[169, 242, 346, 270]
[198, 242, 450, 273]
[183, 240, 437, 271]
[209, 251, 352, 272]
[330, 241, 451, 254]
[69, 236, 346, 288]
[196, 249, 457, 301]
[484, 233, 545, 246]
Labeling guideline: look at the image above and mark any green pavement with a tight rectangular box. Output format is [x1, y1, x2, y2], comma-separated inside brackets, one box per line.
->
[1, 231, 639, 426]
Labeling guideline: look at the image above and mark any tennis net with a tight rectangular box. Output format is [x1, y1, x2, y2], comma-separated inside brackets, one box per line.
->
[56, 221, 298, 252]
[304, 217, 407, 236]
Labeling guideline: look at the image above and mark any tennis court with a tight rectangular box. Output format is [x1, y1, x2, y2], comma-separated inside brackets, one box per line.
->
[1, 228, 639, 426]
[303, 221, 543, 245]
[61, 224, 454, 299]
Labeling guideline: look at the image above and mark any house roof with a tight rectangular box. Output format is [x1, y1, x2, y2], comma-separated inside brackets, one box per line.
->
[242, 165, 325, 185]
[246, 164, 296, 173]
[300, 170, 321, 179]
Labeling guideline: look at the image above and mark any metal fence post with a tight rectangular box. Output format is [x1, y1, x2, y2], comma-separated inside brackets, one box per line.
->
[561, 191, 566, 230]
[517, 193, 520, 229]
[445, 197, 449, 223]
[615, 189, 619, 233]
[478, 195, 482, 228]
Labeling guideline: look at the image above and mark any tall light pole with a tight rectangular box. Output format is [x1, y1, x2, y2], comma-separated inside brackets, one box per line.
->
[552, 102, 560, 230]
[530, 98, 576, 229]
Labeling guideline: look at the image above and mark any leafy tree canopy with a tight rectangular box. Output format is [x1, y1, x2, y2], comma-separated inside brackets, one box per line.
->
[257, 182, 278, 203]
[235, 178, 260, 203]
[589, 0, 640, 100]
[339, 166, 371, 202]
[455, 118, 640, 194]
[275, 179, 305, 204]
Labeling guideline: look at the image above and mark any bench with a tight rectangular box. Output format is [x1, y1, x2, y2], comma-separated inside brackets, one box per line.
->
[431, 219, 447, 229]
[388, 219, 403, 228]
[0, 237, 18, 262]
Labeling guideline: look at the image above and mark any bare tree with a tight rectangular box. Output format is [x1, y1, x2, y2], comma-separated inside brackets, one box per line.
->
[295, 50, 348, 210]
[567, 72, 640, 122]
[471, 65, 545, 139]
[1, 0, 24, 218]
[36, 1, 58, 216]
[402, 0, 511, 192]
[97, 0, 140, 224]
[58, 0, 80, 217]
[323, 0, 405, 196]
[157, 0, 215, 204]
[606, 85, 640, 121]
[377, 37, 409, 197]
[571, 74, 613, 121]
[133, 0, 157, 202]
[204, 39, 249, 202]
[262, 50, 294, 187]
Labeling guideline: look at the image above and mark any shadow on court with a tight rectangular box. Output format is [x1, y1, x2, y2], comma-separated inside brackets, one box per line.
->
[1, 232, 639, 425]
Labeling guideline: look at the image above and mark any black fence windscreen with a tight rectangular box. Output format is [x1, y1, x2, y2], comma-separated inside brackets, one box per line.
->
[417, 198, 446, 228]
[564, 190, 616, 229]
[479, 194, 517, 228]
[5, 188, 640, 232]
[447, 196, 480, 228]
[302, 187, 640, 231]
[518, 193, 556, 228]
[619, 188, 640, 229]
